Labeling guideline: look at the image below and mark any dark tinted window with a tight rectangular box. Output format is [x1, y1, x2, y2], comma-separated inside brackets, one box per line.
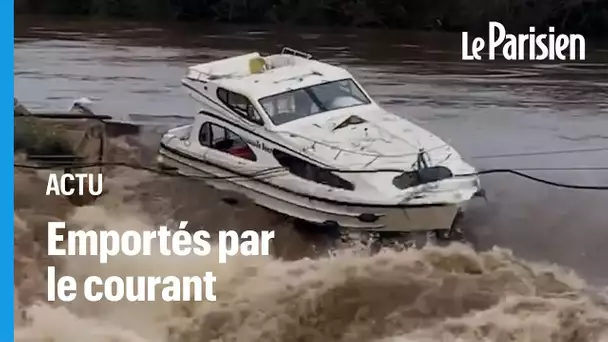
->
[217, 88, 263, 125]
[259, 79, 371, 125]
[198, 122, 211, 146]
[392, 166, 453, 189]
[273, 150, 354, 190]
[217, 88, 229, 103]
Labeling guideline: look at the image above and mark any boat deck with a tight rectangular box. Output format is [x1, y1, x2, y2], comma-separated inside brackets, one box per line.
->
[185, 50, 353, 99]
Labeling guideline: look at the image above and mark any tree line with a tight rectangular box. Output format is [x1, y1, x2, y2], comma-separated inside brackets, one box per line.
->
[15, 0, 608, 36]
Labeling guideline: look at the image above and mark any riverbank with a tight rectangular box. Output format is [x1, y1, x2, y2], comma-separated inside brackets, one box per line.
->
[15, 0, 608, 36]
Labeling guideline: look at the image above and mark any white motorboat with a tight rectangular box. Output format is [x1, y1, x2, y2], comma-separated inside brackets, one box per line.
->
[157, 48, 482, 236]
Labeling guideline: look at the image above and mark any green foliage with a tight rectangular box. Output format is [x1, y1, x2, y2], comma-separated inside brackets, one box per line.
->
[89, 0, 174, 19]
[14, 0, 608, 35]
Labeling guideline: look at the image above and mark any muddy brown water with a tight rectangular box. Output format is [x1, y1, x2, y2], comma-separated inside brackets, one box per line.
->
[13, 16, 608, 342]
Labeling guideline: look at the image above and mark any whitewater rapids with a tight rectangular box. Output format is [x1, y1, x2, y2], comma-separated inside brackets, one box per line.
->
[13, 139, 608, 342]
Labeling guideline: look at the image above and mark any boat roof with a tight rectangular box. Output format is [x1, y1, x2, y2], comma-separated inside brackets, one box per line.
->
[185, 49, 354, 100]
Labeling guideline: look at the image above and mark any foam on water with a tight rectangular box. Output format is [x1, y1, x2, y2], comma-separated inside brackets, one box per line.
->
[13, 139, 608, 342]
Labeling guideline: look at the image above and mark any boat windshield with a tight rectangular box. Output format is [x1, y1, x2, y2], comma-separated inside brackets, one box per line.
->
[258, 79, 371, 125]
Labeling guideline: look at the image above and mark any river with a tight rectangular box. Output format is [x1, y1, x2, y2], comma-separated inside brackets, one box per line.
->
[13, 16, 608, 342]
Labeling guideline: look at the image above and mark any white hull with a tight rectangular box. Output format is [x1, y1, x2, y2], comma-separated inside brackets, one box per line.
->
[159, 147, 467, 232]
[160, 49, 481, 234]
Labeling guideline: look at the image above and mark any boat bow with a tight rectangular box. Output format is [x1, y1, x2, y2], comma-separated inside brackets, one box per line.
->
[274, 106, 461, 171]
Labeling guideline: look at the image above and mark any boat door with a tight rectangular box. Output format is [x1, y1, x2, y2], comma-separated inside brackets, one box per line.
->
[197, 121, 259, 173]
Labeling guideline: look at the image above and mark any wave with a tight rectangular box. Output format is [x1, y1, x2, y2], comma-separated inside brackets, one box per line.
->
[13, 138, 608, 342]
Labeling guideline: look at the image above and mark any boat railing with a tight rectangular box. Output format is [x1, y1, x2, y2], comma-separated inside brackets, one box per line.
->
[275, 130, 449, 167]
[186, 52, 263, 82]
[188, 67, 240, 81]
[281, 47, 312, 60]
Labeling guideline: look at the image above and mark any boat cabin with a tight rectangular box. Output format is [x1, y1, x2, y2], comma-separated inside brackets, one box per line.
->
[182, 48, 375, 128]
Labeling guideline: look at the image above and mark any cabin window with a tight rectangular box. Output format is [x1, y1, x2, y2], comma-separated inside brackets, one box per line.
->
[259, 78, 371, 125]
[198, 122, 257, 162]
[198, 122, 211, 146]
[272, 150, 354, 191]
[217, 88, 229, 103]
[392, 166, 453, 190]
[216, 88, 264, 125]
